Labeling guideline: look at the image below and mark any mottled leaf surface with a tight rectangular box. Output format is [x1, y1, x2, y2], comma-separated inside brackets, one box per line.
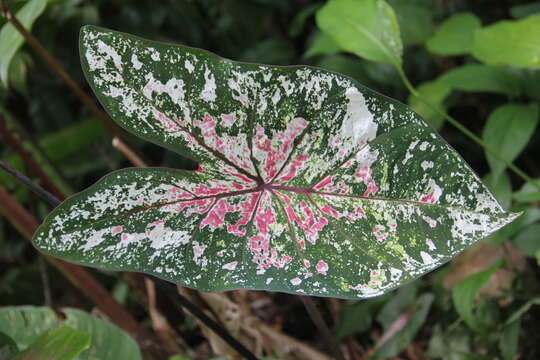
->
[33, 26, 517, 299]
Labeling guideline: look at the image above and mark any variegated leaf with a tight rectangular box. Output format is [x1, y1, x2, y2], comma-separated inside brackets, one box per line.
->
[32, 26, 517, 299]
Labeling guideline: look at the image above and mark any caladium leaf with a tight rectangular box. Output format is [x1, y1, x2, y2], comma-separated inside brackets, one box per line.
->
[32, 26, 517, 299]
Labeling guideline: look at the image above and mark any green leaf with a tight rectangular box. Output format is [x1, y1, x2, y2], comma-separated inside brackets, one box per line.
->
[0, 306, 141, 360]
[0, 332, 19, 359]
[304, 32, 342, 59]
[32, 25, 517, 299]
[499, 319, 520, 360]
[490, 205, 540, 244]
[437, 64, 523, 97]
[373, 293, 434, 359]
[427, 324, 473, 360]
[511, 2, 540, 19]
[483, 172, 512, 210]
[388, 0, 432, 46]
[426, 12, 481, 55]
[513, 179, 540, 203]
[482, 103, 539, 181]
[513, 223, 540, 257]
[472, 14, 540, 68]
[408, 81, 451, 129]
[15, 325, 90, 360]
[239, 39, 294, 65]
[452, 261, 502, 333]
[7, 51, 31, 95]
[316, 0, 402, 66]
[289, 3, 322, 37]
[0, 0, 47, 86]
[334, 295, 388, 339]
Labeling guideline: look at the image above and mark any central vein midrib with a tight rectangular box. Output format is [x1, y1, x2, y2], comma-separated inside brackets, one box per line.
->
[75, 182, 503, 232]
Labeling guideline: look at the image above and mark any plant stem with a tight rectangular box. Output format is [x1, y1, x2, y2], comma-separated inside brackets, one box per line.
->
[112, 137, 148, 167]
[153, 277, 259, 360]
[300, 296, 346, 360]
[0, 160, 60, 207]
[395, 66, 540, 192]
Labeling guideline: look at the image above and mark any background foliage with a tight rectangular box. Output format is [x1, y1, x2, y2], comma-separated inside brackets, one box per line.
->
[1, 0, 540, 359]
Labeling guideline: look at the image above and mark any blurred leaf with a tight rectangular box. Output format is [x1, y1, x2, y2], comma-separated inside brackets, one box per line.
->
[315, 54, 369, 82]
[482, 103, 538, 181]
[0, 306, 141, 360]
[499, 319, 520, 360]
[388, 0, 432, 45]
[334, 302, 373, 339]
[519, 69, 540, 100]
[239, 39, 294, 65]
[7, 51, 31, 95]
[427, 324, 473, 360]
[304, 31, 341, 58]
[505, 297, 540, 325]
[377, 285, 417, 328]
[316, 0, 402, 66]
[0, 118, 106, 191]
[484, 172, 512, 210]
[490, 205, 540, 244]
[409, 81, 451, 129]
[289, 3, 322, 37]
[513, 179, 540, 203]
[473, 14, 540, 68]
[334, 295, 389, 339]
[426, 12, 480, 55]
[0, 331, 18, 359]
[373, 293, 434, 359]
[438, 64, 522, 97]
[452, 261, 502, 333]
[511, 2, 540, 19]
[0, 0, 47, 86]
[15, 325, 90, 360]
[513, 223, 540, 257]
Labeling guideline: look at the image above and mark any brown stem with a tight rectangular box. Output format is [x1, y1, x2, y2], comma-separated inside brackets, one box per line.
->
[0, 186, 168, 358]
[112, 137, 148, 168]
[300, 296, 346, 360]
[0, 1, 148, 165]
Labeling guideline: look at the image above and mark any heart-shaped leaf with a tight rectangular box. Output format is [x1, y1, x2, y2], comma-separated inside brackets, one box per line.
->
[32, 26, 517, 299]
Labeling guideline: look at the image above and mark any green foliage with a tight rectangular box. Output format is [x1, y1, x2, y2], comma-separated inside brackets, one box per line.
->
[482, 103, 538, 181]
[426, 12, 481, 55]
[316, 0, 402, 66]
[0, 307, 141, 360]
[387, 0, 432, 46]
[304, 32, 341, 58]
[408, 81, 451, 129]
[513, 179, 540, 203]
[373, 294, 434, 359]
[15, 325, 90, 360]
[437, 64, 522, 97]
[473, 14, 540, 68]
[0, 0, 46, 86]
[452, 261, 502, 333]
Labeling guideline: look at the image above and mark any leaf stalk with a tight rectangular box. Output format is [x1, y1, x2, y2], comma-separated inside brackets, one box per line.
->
[395, 66, 540, 192]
